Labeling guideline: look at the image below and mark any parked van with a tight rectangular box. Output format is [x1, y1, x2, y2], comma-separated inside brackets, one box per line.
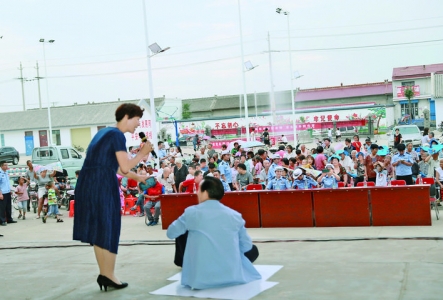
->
[387, 125, 421, 148]
[32, 146, 84, 178]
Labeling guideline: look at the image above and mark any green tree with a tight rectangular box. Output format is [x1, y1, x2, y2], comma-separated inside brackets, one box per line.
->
[368, 107, 386, 130]
[404, 87, 414, 120]
[182, 103, 191, 119]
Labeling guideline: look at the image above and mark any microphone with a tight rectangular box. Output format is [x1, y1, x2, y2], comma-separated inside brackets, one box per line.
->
[139, 132, 147, 143]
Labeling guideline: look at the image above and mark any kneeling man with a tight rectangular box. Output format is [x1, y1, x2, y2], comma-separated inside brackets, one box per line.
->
[166, 176, 261, 289]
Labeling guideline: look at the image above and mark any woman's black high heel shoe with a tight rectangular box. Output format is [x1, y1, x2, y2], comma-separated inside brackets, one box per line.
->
[97, 275, 128, 291]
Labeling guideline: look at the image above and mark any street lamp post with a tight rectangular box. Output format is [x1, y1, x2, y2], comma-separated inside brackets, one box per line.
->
[237, 0, 250, 141]
[276, 8, 297, 144]
[142, 0, 170, 159]
[39, 38, 55, 146]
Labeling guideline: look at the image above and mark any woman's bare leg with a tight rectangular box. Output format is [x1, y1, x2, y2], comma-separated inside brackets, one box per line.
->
[37, 198, 43, 217]
[93, 245, 121, 283]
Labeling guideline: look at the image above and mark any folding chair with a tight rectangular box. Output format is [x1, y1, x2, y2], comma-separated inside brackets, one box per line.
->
[390, 180, 406, 186]
[416, 177, 439, 220]
[356, 181, 375, 187]
[246, 184, 263, 191]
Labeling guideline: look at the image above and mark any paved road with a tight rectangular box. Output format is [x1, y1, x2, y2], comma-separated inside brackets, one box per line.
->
[0, 203, 442, 299]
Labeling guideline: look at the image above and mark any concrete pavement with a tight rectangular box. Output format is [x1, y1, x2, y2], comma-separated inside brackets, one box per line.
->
[1, 206, 443, 300]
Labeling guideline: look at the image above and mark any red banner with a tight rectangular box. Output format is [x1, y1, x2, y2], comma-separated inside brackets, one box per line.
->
[396, 85, 420, 97]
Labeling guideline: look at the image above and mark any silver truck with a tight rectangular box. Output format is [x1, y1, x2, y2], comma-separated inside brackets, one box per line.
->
[31, 146, 84, 178]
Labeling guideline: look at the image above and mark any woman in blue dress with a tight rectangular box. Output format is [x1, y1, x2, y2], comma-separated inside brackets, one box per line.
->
[73, 103, 152, 291]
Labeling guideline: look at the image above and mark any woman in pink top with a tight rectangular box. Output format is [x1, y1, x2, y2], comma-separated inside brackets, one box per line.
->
[314, 146, 327, 171]
[15, 177, 30, 220]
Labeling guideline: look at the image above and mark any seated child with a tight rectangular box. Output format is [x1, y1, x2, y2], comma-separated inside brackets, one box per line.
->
[131, 173, 157, 216]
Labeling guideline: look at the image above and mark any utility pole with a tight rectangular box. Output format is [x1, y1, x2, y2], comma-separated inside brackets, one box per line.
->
[18, 62, 26, 111]
[267, 32, 277, 136]
[35, 61, 42, 109]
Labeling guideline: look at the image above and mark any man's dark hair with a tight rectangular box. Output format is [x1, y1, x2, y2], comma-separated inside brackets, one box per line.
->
[158, 141, 163, 146]
[188, 164, 196, 170]
[213, 169, 221, 175]
[200, 176, 224, 200]
[278, 145, 285, 151]
[208, 162, 216, 169]
[316, 146, 324, 153]
[75, 170, 81, 176]
[345, 138, 351, 143]
[295, 149, 301, 155]
[0, 161, 6, 166]
[370, 144, 379, 150]
[257, 149, 265, 156]
[237, 163, 247, 170]
[115, 103, 144, 122]
[282, 158, 289, 165]
[430, 132, 435, 137]
[194, 170, 202, 177]
[289, 157, 297, 164]
[192, 157, 199, 163]
[200, 158, 206, 163]
[323, 137, 331, 142]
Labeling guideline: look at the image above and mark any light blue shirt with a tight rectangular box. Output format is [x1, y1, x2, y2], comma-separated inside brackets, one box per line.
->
[392, 153, 413, 176]
[158, 148, 167, 159]
[220, 179, 231, 192]
[0, 169, 10, 194]
[321, 175, 337, 188]
[266, 177, 291, 190]
[218, 161, 232, 183]
[167, 200, 261, 289]
[267, 163, 278, 181]
[293, 175, 318, 189]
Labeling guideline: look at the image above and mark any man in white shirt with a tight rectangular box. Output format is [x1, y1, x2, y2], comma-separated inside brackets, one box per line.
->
[280, 134, 288, 145]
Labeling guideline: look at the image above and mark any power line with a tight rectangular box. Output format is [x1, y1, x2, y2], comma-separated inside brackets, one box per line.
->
[273, 24, 443, 39]
[288, 15, 443, 31]
[283, 38, 443, 52]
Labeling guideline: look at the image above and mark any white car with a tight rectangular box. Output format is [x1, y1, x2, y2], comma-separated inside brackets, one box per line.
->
[387, 125, 422, 148]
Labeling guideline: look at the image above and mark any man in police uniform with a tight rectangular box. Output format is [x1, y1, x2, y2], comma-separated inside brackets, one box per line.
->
[267, 154, 281, 182]
[392, 143, 414, 185]
[0, 161, 17, 226]
[266, 166, 291, 190]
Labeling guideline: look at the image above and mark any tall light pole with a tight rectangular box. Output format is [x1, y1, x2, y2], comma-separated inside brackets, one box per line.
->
[142, 0, 170, 158]
[40, 38, 55, 146]
[276, 8, 297, 144]
[237, 0, 250, 141]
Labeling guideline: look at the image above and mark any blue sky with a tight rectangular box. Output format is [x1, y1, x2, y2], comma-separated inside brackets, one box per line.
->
[1, 0, 442, 112]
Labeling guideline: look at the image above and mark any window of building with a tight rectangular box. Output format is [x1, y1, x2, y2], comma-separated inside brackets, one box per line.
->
[401, 81, 415, 87]
[400, 103, 418, 116]
[52, 130, 61, 146]
[25, 131, 33, 137]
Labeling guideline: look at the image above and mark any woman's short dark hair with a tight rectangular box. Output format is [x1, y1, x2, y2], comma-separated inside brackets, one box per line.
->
[316, 146, 324, 153]
[200, 176, 224, 200]
[282, 158, 289, 165]
[115, 104, 144, 122]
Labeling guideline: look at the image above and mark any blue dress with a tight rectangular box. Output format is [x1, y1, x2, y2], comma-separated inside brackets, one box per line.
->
[73, 127, 127, 254]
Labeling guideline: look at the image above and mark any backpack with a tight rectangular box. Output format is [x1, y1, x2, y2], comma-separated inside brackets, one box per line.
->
[147, 181, 163, 196]
[411, 162, 420, 176]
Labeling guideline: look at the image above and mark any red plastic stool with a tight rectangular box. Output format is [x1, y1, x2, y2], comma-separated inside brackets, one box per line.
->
[69, 200, 75, 218]
[124, 196, 137, 215]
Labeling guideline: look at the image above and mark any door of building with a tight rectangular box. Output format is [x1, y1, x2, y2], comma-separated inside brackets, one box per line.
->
[430, 99, 436, 121]
[24, 131, 34, 155]
[39, 130, 48, 147]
